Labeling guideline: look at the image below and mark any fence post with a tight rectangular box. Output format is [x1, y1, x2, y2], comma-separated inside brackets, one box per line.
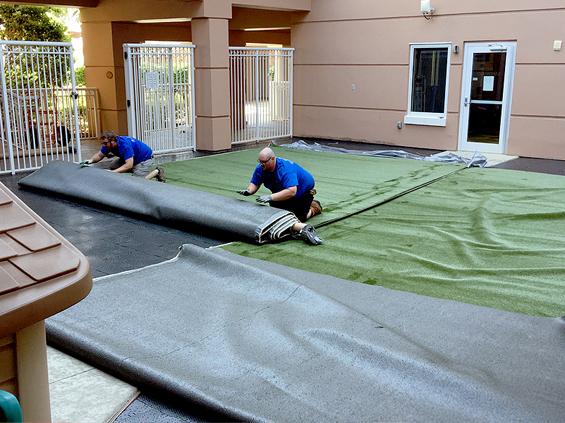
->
[0, 43, 16, 174]
[255, 49, 260, 143]
[289, 49, 294, 138]
[69, 49, 82, 162]
[123, 46, 136, 139]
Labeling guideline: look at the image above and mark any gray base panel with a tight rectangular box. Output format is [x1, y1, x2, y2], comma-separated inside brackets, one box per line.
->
[47, 245, 565, 423]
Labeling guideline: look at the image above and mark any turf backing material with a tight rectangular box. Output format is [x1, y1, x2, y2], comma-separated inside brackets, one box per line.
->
[224, 167, 565, 317]
[160, 146, 466, 225]
[18, 160, 299, 244]
[47, 245, 565, 423]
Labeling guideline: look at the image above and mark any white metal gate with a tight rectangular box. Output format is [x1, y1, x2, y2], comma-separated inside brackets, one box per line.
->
[229, 47, 294, 144]
[0, 41, 81, 174]
[124, 44, 196, 154]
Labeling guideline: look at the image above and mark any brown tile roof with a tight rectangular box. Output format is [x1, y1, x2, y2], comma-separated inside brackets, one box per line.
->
[0, 182, 92, 338]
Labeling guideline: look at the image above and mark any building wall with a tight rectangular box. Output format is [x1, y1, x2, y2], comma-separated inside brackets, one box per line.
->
[73, 0, 565, 158]
[78, 0, 303, 145]
[291, 0, 565, 159]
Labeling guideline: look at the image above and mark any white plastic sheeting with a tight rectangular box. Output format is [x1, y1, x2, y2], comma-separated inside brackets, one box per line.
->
[281, 140, 488, 168]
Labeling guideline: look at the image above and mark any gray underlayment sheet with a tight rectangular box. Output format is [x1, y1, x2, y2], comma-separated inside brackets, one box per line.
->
[47, 245, 565, 423]
[18, 161, 298, 244]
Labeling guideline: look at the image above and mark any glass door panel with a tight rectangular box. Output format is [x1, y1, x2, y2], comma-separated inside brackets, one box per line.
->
[471, 53, 506, 102]
[458, 42, 516, 154]
[468, 103, 502, 144]
[469, 52, 506, 144]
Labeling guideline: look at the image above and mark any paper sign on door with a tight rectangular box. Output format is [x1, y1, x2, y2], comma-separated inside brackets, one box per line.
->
[483, 75, 494, 92]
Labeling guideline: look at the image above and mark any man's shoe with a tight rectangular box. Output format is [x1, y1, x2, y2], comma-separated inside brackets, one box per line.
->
[156, 167, 166, 183]
[310, 199, 322, 217]
[291, 224, 323, 245]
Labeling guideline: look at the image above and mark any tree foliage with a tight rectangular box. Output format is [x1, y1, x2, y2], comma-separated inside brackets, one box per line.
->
[0, 4, 71, 42]
[74, 65, 85, 86]
[0, 5, 74, 89]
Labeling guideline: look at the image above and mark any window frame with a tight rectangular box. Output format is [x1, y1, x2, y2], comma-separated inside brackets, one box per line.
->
[404, 42, 452, 127]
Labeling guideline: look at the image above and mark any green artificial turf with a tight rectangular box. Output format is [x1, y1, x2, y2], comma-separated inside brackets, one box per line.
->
[223, 167, 565, 317]
[159, 146, 466, 225]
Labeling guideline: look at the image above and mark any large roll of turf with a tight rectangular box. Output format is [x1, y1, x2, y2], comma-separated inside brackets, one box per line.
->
[19, 161, 298, 244]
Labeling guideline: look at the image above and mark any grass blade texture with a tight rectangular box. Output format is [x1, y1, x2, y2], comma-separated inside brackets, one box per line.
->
[224, 167, 565, 317]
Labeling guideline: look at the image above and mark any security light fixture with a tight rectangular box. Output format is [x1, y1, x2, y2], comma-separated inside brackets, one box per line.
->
[421, 0, 435, 20]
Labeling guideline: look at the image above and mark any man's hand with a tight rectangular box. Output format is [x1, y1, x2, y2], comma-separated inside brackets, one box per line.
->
[256, 195, 272, 203]
[79, 160, 92, 167]
[237, 189, 252, 196]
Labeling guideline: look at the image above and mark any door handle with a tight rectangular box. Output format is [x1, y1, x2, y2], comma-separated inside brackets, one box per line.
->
[464, 97, 469, 107]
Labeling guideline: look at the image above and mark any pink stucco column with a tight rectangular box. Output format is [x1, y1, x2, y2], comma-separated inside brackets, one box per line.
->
[192, 17, 232, 151]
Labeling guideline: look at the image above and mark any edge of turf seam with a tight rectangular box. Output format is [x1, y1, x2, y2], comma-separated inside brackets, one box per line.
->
[316, 166, 468, 228]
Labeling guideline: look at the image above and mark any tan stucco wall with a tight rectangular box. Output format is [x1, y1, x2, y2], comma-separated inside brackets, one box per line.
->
[291, 0, 565, 159]
[230, 30, 291, 47]
[73, 0, 565, 158]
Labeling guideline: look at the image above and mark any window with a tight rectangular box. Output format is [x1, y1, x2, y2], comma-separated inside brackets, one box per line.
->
[404, 43, 451, 127]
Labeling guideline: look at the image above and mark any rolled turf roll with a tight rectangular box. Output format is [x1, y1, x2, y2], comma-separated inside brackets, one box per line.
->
[18, 160, 299, 244]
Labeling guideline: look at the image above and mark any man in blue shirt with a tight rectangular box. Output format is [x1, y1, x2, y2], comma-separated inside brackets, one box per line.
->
[83, 130, 165, 182]
[238, 147, 323, 244]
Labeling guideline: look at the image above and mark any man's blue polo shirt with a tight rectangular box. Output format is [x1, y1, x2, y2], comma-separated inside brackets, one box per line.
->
[251, 157, 314, 198]
[100, 136, 153, 165]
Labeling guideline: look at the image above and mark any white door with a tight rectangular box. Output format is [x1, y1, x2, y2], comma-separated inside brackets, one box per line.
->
[458, 42, 516, 154]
